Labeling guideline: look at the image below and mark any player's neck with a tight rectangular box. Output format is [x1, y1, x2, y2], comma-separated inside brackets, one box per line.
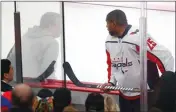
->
[118, 25, 128, 37]
[119, 29, 125, 36]
[118, 27, 126, 37]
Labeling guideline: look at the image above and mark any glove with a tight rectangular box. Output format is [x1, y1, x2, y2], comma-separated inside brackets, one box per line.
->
[36, 61, 56, 82]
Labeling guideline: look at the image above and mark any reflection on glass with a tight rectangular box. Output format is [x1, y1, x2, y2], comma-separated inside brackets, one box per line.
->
[6, 2, 62, 83]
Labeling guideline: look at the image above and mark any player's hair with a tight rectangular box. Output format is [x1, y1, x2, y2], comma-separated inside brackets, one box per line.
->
[1, 59, 11, 80]
[106, 9, 128, 26]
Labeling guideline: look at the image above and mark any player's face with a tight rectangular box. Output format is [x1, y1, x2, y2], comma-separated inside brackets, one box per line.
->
[51, 18, 61, 38]
[106, 21, 121, 37]
[106, 21, 118, 36]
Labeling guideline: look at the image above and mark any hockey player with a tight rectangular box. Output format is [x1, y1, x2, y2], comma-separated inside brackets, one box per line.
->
[7, 12, 61, 82]
[101, 9, 174, 112]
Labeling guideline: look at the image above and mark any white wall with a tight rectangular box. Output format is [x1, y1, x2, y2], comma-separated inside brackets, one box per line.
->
[1, 2, 175, 84]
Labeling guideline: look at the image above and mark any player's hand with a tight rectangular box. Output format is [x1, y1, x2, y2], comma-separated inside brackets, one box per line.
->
[36, 61, 56, 82]
[100, 83, 113, 93]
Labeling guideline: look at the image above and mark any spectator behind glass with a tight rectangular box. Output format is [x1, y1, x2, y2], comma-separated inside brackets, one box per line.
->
[10, 84, 34, 112]
[1, 59, 14, 92]
[104, 95, 119, 112]
[53, 87, 71, 112]
[85, 93, 104, 112]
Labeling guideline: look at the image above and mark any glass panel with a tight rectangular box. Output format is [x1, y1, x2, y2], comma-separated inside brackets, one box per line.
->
[65, 2, 140, 83]
[146, 2, 175, 110]
[147, 3, 175, 74]
[1, 2, 14, 59]
[7, 2, 63, 86]
[81, 2, 175, 11]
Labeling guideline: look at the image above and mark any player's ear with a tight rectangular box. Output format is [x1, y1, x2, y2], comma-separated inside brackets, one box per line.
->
[4, 73, 9, 79]
[112, 21, 118, 28]
[112, 21, 116, 25]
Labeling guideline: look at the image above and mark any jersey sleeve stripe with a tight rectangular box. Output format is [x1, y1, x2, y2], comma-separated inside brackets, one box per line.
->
[135, 45, 166, 74]
[106, 50, 112, 83]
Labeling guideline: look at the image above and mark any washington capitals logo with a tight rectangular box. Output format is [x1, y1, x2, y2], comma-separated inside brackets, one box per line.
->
[112, 58, 133, 69]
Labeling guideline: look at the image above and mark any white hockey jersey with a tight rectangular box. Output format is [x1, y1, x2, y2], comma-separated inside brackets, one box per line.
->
[105, 25, 174, 99]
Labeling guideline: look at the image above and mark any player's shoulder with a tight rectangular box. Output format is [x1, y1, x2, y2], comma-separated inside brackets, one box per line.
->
[105, 34, 118, 42]
[106, 35, 112, 41]
[128, 25, 152, 37]
[122, 25, 140, 44]
[128, 25, 139, 36]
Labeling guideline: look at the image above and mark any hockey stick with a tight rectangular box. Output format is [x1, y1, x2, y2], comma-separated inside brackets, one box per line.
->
[63, 62, 154, 93]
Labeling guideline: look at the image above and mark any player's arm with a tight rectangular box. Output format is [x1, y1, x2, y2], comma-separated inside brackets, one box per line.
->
[37, 40, 59, 81]
[135, 33, 174, 74]
[101, 43, 117, 92]
[105, 43, 117, 86]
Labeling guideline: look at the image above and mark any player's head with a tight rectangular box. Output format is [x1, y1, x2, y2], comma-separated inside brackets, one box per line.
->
[40, 12, 61, 38]
[1, 59, 14, 82]
[106, 9, 128, 37]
